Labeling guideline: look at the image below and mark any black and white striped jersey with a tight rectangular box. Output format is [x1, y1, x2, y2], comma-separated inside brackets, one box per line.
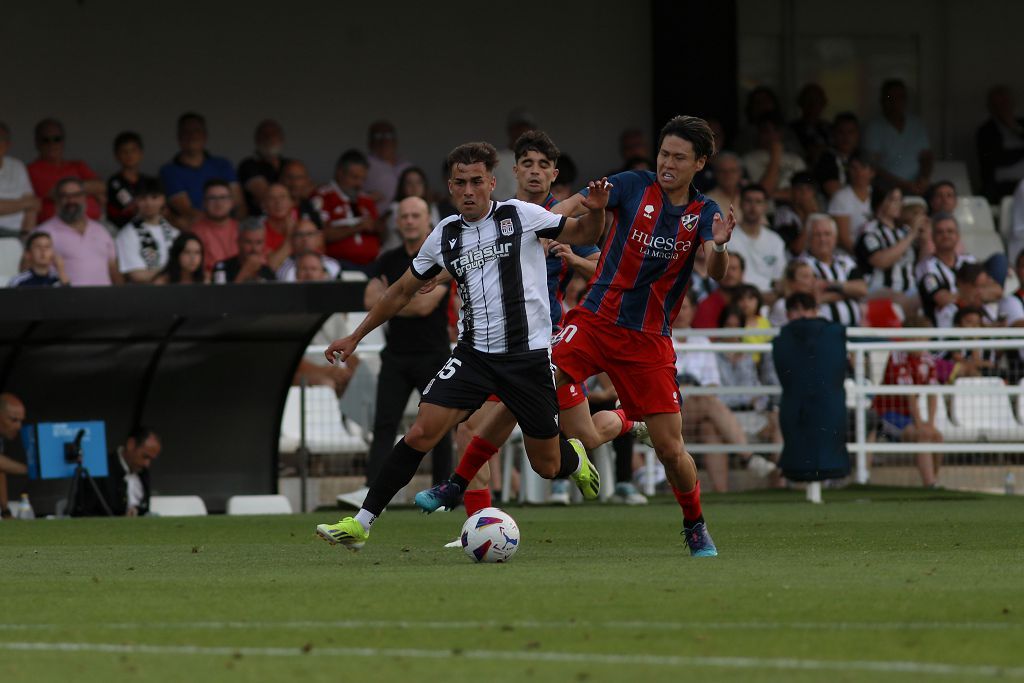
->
[854, 220, 917, 295]
[916, 254, 975, 327]
[412, 199, 566, 354]
[800, 251, 864, 325]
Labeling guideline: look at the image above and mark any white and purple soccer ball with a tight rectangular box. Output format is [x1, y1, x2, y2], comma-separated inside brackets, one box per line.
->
[461, 507, 520, 563]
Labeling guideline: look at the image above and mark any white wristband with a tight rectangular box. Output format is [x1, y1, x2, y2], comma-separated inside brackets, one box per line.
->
[712, 242, 727, 253]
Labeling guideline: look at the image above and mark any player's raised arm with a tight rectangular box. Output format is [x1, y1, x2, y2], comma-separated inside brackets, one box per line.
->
[324, 268, 423, 364]
[706, 204, 736, 281]
[555, 178, 611, 246]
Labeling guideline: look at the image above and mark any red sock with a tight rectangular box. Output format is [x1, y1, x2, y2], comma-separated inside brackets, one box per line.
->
[612, 409, 634, 437]
[463, 488, 492, 516]
[454, 436, 499, 483]
[672, 481, 703, 525]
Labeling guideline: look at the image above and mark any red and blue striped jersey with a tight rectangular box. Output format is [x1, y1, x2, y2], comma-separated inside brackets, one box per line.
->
[580, 171, 718, 336]
[540, 192, 599, 329]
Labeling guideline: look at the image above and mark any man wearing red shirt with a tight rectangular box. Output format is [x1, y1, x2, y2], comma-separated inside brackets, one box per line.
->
[311, 149, 380, 270]
[27, 119, 104, 223]
[692, 251, 745, 328]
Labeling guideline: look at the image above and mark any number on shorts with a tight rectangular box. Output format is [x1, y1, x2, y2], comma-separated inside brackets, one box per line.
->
[555, 324, 578, 344]
[438, 357, 462, 380]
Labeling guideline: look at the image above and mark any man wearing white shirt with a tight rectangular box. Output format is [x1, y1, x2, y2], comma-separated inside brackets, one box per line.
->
[73, 427, 161, 517]
[728, 184, 787, 299]
[827, 151, 875, 252]
[0, 123, 39, 234]
[115, 178, 179, 283]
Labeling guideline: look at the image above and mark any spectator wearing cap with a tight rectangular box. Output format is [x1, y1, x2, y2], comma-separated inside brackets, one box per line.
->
[771, 171, 821, 257]
[976, 86, 1024, 202]
[107, 131, 157, 228]
[493, 108, 537, 200]
[8, 231, 65, 287]
[33, 177, 121, 286]
[311, 149, 380, 270]
[159, 112, 243, 227]
[189, 180, 240, 272]
[237, 119, 289, 217]
[212, 218, 276, 283]
[115, 177, 179, 283]
[863, 79, 933, 196]
[363, 120, 412, 215]
[27, 118, 104, 224]
[814, 112, 860, 199]
[0, 122, 39, 235]
[826, 150, 875, 253]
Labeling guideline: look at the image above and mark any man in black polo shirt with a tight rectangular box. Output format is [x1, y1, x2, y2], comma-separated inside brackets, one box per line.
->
[338, 197, 452, 508]
[212, 219, 276, 283]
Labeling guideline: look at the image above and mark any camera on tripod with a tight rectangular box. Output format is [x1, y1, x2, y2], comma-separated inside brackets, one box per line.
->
[63, 428, 86, 464]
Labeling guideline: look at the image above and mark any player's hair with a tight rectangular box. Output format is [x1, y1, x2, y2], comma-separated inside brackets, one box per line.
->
[513, 130, 560, 164]
[447, 142, 499, 175]
[176, 111, 206, 132]
[25, 231, 52, 250]
[954, 306, 985, 327]
[785, 292, 817, 313]
[658, 115, 715, 160]
[740, 184, 767, 200]
[203, 178, 231, 195]
[335, 148, 369, 172]
[956, 262, 986, 285]
[717, 304, 746, 329]
[113, 130, 142, 152]
[871, 184, 899, 212]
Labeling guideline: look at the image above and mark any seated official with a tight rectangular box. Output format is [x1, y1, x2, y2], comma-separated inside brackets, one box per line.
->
[0, 393, 29, 519]
[72, 427, 160, 517]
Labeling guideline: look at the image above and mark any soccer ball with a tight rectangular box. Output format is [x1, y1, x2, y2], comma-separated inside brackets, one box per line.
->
[461, 507, 520, 563]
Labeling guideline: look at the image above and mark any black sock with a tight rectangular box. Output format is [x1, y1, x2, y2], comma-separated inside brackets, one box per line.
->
[362, 439, 427, 516]
[450, 473, 469, 491]
[555, 437, 582, 479]
[684, 515, 705, 530]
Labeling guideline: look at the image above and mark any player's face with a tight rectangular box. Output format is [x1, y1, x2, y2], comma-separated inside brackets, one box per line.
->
[448, 162, 495, 221]
[656, 136, 705, 194]
[514, 151, 558, 197]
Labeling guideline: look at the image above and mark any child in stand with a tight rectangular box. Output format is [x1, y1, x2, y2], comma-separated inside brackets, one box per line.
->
[736, 283, 771, 363]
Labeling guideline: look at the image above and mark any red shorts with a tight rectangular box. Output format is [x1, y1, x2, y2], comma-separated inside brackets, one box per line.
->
[556, 382, 588, 410]
[552, 307, 679, 421]
[485, 394, 501, 403]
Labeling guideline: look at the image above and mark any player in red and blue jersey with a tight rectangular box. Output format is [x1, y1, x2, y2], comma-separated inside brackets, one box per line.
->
[553, 116, 736, 556]
[415, 131, 649, 525]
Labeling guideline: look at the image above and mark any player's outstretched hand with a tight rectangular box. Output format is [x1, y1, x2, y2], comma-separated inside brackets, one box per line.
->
[712, 204, 737, 246]
[325, 334, 359, 365]
[581, 178, 612, 210]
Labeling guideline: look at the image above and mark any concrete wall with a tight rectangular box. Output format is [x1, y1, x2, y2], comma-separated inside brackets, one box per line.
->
[0, 1, 652, 188]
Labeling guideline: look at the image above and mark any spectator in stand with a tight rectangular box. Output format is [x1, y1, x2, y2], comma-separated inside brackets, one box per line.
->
[728, 184, 787, 301]
[73, 426, 161, 517]
[815, 112, 861, 198]
[0, 122, 39, 234]
[672, 292, 775, 493]
[716, 306, 782, 447]
[34, 178, 121, 286]
[312, 149, 380, 271]
[551, 153, 578, 202]
[954, 262, 1001, 324]
[855, 185, 920, 312]
[926, 180, 957, 216]
[705, 152, 743, 220]
[873, 315, 943, 488]
[212, 219, 276, 283]
[27, 119, 104, 224]
[768, 259, 817, 327]
[378, 166, 441, 252]
[493, 108, 537, 200]
[612, 127, 651, 175]
[900, 195, 935, 263]
[736, 86, 802, 155]
[107, 132, 157, 228]
[189, 180, 239, 273]
[945, 306, 997, 381]
[279, 159, 321, 228]
[976, 85, 1024, 202]
[785, 291, 820, 322]
[276, 219, 341, 282]
[864, 79, 933, 196]
[237, 119, 288, 217]
[827, 150, 875, 252]
[364, 120, 411, 215]
[159, 112, 242, 227]
[153, 232, 207, 284]
[789, 83, 831, 165]
[917, 213, 1005, 327]
[772, 171, 821, 257]
[741, 115, 807, 200]
[259, 182, 303, 270]
[692, 251, 745, 328]
[800, 214, 867, 326]
[998, 249, 1024, 380]
[8, 232, 65, 287]
[0, 393, 28, 520]
[115, 178, 179, 283]
[735, 284, 771, 354]
[292, 255, 360, 397]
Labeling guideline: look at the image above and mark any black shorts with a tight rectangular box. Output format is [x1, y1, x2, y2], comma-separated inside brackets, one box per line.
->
[420, 344, 560, 439]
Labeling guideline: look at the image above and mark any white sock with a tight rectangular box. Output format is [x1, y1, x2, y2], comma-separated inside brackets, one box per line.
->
[572, 452, 583, 476]
[354, 509, 377, 531]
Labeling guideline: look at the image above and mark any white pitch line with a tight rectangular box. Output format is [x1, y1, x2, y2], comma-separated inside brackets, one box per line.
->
[0, 619, 1019, 632]
[0, 641, 1022, 678]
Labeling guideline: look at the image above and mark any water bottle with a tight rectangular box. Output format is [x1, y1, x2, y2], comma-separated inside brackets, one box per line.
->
[19, 493, 35, 519]
[1006, 472, 1016, 496]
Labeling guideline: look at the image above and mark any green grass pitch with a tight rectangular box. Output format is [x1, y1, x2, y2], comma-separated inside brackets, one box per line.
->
[1, 487, 1022, 682]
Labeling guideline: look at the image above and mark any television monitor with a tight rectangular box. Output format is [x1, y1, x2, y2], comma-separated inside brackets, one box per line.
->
[22, 421, 108, 480]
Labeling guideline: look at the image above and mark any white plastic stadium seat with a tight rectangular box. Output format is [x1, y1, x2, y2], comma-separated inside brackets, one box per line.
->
[999, 195, 1015, 244]
[339, 270, 368, 282]
[0, 238, 23, 286]
[226, 494, 293, 515]
[932, 161, 973, 197]
[959, 230, 1005, 262]
[954, 196, 997, 235]
[1017, 378, 1024, 427]
[345, 310, 385, 348]
[278, 385, 367, 454]
[948, 377, 1024, 441]
[149, 495, 208, 517]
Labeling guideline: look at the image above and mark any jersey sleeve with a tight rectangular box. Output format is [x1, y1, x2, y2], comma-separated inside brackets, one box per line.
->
[854, 228, 881, 271]
[510, 199, 566, 239]
[410, 224, 444, 280]
[699, 199, 721, 243]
